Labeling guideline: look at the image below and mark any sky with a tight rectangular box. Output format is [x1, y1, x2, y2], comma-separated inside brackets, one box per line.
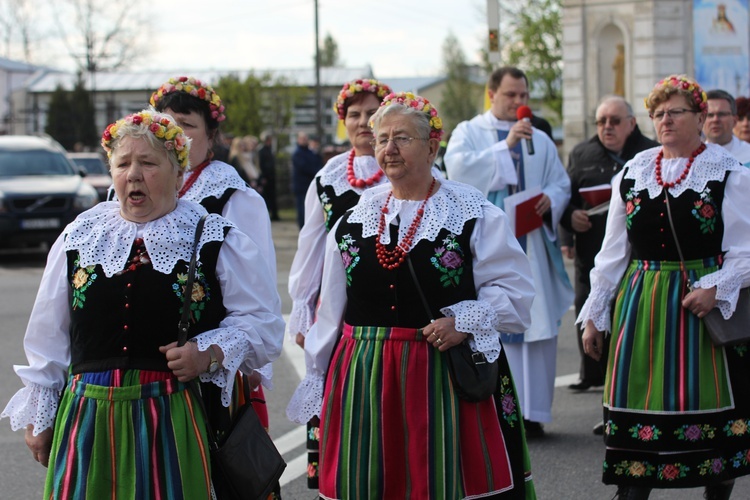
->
[135, 0, 490, 78]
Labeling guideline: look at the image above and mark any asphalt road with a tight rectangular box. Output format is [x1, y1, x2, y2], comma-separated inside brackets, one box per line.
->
[0, 218, 747, 499]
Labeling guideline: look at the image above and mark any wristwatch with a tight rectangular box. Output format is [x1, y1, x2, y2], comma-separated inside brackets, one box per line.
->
[207, 345, 220, 374]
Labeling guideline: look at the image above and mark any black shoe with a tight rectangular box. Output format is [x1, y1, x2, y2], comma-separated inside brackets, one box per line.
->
[523, 419, 545, 438]
[704, 480, 734, 500]
[593, 421, 605, 435]
[615, 485, 652, 499]
[568, 380, 604, 392]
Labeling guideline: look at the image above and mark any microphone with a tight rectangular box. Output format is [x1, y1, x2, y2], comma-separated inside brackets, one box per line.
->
[516, 105, 535, 155]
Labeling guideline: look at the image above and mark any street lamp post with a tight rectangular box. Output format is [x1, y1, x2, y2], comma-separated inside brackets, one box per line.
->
[314, 0, 323, 144]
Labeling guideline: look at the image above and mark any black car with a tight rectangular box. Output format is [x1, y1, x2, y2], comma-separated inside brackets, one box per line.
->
[0, 135, 99, 248]
[67, 151, 112, 201]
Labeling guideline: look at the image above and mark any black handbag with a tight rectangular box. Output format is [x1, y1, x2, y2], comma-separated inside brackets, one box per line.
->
[664, 194, 750, 347]
[701, 289, 750, 346]
[178, 215, 286, 499]
[406, 256, 498, 402]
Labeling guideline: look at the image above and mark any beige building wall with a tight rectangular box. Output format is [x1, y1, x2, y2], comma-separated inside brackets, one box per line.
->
[562, 0, 694, 157]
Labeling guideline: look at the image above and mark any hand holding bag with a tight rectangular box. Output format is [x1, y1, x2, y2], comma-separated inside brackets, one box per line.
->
[178, 215, 286, 500]
[664, 194, 750, 347]
[406, 256, 498, 402]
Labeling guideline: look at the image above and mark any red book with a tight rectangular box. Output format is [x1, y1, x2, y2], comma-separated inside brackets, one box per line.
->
[515, 192, 544, 238]
[579, 184, 612, 207]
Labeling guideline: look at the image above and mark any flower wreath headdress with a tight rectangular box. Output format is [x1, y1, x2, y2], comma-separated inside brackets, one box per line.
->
[645, 75, 708, 112]
[150, 76, 226, 122]
[378, 92, 444, 140]
[101, 109, 191, 169]
[334, 79, 392, 120]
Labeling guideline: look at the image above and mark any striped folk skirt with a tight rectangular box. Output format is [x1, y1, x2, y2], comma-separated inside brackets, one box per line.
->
[318, 324, 535, 500]
[45, 370, 213, 499]
[602, 258, 750, 488]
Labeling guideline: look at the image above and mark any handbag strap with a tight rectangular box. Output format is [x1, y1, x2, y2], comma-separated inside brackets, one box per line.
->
[406, 255, 434, 323]
[178, 214, 208, 347]
[663, 190, 692, 290]
[406, 239, 489, 365]
[169, 215, 220, 449]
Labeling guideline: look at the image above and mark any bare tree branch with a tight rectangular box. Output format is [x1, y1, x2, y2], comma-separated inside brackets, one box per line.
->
[50, 0, 152, 72]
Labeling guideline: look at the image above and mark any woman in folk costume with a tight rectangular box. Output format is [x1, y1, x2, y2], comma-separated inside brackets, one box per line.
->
[286, 78, 391, 487]
[580, 75, 750, 499]
[288, 92, 537, 499]
[150, 77, 279, 461]
[1, 109, 284, 498]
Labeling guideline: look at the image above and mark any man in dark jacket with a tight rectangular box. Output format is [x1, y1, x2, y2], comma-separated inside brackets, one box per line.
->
[258, 132, 280, 221]
[291, 132, 324, 228]
[560, 96, 659, 410]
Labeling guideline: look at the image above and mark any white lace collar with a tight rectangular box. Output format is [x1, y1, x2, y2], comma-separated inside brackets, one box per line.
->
[316, 150, 388, 197]
[181, 160, 248, 202]
[347, 178, 489, 246]
[624, 143, 743, 199]
[63, 200, 234, 277]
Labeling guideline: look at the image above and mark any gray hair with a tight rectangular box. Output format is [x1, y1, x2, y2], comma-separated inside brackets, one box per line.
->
[106, 123, 184, 173]
[370, 102, 432, 140]
[597, 95, 634, 117]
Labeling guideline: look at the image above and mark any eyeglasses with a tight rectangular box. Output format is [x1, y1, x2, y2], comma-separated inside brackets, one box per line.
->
[371, 136, 428, 151]
[650, 108, 696, 121]
[595, 116, 630, 127]
[706, 111, 732, 119]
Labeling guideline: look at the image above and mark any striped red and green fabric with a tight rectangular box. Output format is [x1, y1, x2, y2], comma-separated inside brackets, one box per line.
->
[319, 324, 520, 500]
[45, 370, 212, 499]
[605, 258, 731, 413]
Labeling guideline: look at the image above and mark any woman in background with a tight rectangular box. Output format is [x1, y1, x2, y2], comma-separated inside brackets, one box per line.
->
[286, 78, 391, 488]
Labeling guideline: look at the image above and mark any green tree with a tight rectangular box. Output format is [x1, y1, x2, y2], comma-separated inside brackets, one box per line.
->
[216, 73, 266, 137]
[440, 32, 481, 134]
[499, 0, 562, 120]
[45, 75, 97, 150]
[319, 32, 341, 67]
[69, 74, 97, 148]
[215, 72, 307, 146]
[46, 85, 75, 149]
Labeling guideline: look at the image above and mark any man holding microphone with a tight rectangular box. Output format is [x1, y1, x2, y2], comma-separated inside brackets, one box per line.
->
[444, 66, 573, 437]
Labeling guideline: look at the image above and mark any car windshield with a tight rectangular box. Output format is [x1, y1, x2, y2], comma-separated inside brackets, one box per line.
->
[0, 150, 74, 177]
[71, 157, 109, 175]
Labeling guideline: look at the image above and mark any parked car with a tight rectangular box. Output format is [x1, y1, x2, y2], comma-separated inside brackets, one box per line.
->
[67, 151, 111, 201]
[0, 135, 98, 248]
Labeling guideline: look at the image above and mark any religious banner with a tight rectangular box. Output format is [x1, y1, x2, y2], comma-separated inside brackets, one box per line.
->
[694, 0, 749, 96]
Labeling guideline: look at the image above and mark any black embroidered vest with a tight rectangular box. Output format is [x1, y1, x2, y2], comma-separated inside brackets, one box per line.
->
[619, 169, 728, 261]
[198, 187, 235, 215]
[66, 235, 227, 373]
[335, 212, 478, 328]
[316, 178, 360, 233]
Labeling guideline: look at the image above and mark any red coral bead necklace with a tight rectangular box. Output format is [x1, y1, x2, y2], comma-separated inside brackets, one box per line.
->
[346, 148, 384, 189]
[178, 159, 211, 198]
[655, 143, 706, 188]
[376, 177, 437, 270]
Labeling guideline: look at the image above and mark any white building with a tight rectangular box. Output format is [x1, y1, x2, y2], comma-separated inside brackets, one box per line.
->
[562, 0, 696, 156]
[12, 67, 375, 145]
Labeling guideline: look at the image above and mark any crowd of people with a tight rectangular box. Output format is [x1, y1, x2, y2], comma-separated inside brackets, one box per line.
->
[3, 67, 750, 500]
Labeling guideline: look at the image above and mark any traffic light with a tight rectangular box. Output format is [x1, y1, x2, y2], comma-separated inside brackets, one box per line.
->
[489, 29, 499, 52]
